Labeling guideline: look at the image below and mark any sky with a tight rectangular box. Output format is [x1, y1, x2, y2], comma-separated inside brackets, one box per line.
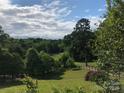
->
[0, 0, 106, 39]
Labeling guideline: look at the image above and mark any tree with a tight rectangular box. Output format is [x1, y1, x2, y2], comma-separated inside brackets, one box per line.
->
[35, 40, 63, 54]
[96, 0, 124, 76]
[58, 52, 76, 69]
[64, 18, 95, 66]
[59, 52, 69, 68]
[0, 26, 10, 47]
[9, 42, 25, 58]
[26, 48, 42, 77]
[0, 49, 25, 79]
[0, 49, 14, 76]
[95, 0, 124, 92]
[39, 51, 55, 76]
[12, 53, 25, 77]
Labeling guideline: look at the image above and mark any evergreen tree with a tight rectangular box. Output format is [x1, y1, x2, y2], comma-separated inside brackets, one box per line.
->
[39, 51, 55, 76]
[26, 48, 42, 77]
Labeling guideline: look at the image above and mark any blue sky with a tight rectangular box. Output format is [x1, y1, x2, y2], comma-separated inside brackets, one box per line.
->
[0, 0, 106, 39]
[11, 0, 106, 20]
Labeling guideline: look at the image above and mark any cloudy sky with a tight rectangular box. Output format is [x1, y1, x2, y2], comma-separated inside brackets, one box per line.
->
[0, 0, 106, 39]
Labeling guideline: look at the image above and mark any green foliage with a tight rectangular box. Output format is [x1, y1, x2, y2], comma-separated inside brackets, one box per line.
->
[96, 0, 124, 77]
[97, 0, 124, 72]
[24, 76, 39, 93]
[59, 52, 76, 69]
[39, 51, 56, 75]
[0, 49, 13, 75]
[12, 53, 26, 75]
[0, 49, 25, 78]
[25, 39, 63, 54]
[95, 0, 124, 92]
[59, 52, 69, 68]
[26, 48, 42, 77]
[102, 79, 121, 93]
[0, 26, 10, 47]
[64, 18, 95, 64]
[8, 42, 25, 58]
[66, 57, 76, 68]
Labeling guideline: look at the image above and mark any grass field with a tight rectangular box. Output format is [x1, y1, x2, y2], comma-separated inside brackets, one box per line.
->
[0, 63, 102, 93]
[0, 62, 123, 93]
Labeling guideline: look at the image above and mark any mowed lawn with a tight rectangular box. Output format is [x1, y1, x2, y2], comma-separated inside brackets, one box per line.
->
[0, 63, 102, 93]
[0, 63, 123, 93]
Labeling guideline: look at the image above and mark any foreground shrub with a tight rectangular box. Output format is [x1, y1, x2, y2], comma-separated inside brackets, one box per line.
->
[85, 70, 122, 93]
[23, 76, 39, 93]
[99, 79, 121, 93]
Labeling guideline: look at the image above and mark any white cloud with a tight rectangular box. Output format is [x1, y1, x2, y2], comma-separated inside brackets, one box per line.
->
[84, 16, 104, 30]
[0, 0, 75, 39]
[0, 0, 11, 8]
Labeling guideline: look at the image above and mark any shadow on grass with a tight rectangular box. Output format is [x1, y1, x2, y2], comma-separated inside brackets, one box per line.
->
[35, 69, 65, 80]
[0, 79, 23, 89]
[0, 69, 65, 89]
[41, 72, 64, 80]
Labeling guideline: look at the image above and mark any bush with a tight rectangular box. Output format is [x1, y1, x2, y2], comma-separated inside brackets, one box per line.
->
[100, 79, 121, 93]
[23, 76, 39, 93]
[39, 51, 56, 75]
[59, 52, 76, 69]
[59, 52, 69, 68]
[85, 70, 107, 82]
[65, 57, 76, 69]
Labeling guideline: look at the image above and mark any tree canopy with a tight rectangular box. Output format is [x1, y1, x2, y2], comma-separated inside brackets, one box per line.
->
[64, 18, 95, 65]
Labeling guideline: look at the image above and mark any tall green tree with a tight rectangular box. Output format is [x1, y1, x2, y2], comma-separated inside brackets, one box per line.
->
[95, 0, 124, 92]
[64, 18, 95, 66]
[96, 0, 124, 76]
[26, 48, 42, 77]
[39, 51, 55, 76]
